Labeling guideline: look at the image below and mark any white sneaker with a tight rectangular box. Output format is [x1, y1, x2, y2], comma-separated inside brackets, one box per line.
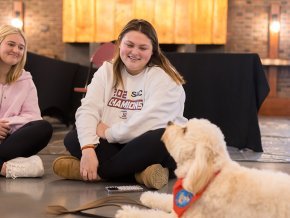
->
[6, 155, 44, 179]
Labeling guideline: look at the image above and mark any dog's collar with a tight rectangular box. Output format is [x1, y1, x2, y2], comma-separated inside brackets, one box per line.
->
[173, 171, 221, 217]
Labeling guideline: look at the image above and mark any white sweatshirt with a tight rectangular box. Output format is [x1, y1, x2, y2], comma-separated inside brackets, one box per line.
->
[76, 61, 187, 147]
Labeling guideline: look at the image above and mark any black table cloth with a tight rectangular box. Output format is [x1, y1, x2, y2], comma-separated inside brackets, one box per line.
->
[25, 52, 88, 124]
[165, 53, 269, 152]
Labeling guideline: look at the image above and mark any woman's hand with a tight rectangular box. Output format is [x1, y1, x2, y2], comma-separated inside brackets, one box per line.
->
[0, 120, 10, 141]
[96, 121, 109, 139]
[80, 147, 101, 181]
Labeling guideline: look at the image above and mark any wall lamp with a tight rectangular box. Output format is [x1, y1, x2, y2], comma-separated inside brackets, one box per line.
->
[268, 3, 280, 59]
[269, 3, 280, 33]
[270, 15, 280, 33]
[11, 1, 24, 30]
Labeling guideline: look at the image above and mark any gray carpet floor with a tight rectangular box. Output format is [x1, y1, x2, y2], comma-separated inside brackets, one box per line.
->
[41, 116, 290, 162]
[230, 116, 290, 162]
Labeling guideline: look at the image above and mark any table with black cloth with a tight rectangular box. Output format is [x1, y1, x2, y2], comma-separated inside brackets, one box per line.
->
[165, 52, 269, 152]
[25, 52, 89, 125]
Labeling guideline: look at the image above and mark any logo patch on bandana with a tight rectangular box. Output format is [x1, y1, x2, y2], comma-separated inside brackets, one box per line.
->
[175, 189, 194, 208]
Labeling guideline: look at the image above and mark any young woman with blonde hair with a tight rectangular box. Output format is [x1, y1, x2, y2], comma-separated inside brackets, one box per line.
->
[0, 24, 53, 178]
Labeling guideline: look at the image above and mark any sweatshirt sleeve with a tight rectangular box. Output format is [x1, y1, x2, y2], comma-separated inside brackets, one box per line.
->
[75, 63, 110, 147]
[105, 68, 187, 143]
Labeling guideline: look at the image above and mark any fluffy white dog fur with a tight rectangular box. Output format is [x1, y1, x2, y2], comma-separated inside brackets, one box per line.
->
[115, 118, 290, 218]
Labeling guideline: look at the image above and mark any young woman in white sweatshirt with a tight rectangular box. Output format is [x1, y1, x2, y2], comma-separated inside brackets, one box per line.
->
[53, 19, 187, 189]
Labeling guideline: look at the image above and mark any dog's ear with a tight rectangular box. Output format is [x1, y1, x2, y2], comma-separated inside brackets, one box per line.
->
[183, 142, 215, 194]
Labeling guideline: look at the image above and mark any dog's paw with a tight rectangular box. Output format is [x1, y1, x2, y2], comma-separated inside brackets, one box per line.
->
[115, 205, 173, 218]
[140, 191, 173, 213]
[140, 191, 157, 204]
[115, 205, 145, 218]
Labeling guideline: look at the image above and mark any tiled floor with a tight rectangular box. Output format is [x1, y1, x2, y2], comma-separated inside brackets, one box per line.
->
[0, 116, 289, 218]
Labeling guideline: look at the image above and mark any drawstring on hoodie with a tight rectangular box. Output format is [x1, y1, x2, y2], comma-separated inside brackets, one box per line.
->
[0, 85, 4, 112]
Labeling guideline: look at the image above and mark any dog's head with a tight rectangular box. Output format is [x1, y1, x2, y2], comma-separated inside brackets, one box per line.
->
[161, 118, 230, 193]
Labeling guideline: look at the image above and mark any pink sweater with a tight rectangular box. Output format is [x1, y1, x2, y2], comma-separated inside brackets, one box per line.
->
[0, 70, 42, 133]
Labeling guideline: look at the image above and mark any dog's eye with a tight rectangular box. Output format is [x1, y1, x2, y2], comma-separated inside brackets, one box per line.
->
[182, 127, 187, 134]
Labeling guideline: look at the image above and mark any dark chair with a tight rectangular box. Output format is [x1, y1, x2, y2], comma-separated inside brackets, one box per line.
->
[74, 42, 116, 93]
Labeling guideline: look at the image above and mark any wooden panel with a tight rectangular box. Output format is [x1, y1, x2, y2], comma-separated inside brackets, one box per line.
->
[259, 97, 290, 116]
[75, 0, 95, 42]
[269, 32, 279, 58]
[62, 0, 76, 42]
[174, 0, 192, 43]
[261, 4, 289, 117]
[259, 62, 290, 116]
[115, 0, 134, 39]
[63, 0, 228, 44]
[268, 67, 278, 97]
[212, 0, 227, 44]
[192, 0, 214, 43]
[261, 58, 290, 66]
[134, 0, 155, 24]
[154, 0, 175, 43]
[95, 0, 115, 42]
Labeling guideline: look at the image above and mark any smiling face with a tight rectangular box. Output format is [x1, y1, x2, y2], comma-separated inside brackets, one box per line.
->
[0, 33, 25, 68]
[119, 30, 153, 75]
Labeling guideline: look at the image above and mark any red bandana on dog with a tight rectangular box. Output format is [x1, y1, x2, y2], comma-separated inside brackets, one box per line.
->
[173, 171, 220, 217]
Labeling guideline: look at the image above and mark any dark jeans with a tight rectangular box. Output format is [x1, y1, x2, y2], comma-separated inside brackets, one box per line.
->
[0, 120, 53, 170]
[64, 128, 176, 180]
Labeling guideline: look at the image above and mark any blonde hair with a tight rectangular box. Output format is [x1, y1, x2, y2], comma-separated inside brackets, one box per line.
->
[0, 24, 27, 84]
[112, 19, 185, 88]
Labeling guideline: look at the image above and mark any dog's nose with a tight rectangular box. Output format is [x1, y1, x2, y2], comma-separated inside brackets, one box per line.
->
[167, 121, 173, 126]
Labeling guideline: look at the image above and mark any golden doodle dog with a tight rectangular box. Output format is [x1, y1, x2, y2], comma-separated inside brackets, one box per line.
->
[115, 118, 290, 218]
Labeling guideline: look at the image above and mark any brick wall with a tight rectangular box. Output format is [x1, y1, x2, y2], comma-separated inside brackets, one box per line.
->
[226, 0, 290, 59]
[0, 0, 64, 60]
[278, 67, 290, 97]
[0, 0, 13, 25]
[24, 0, 64, 59]
[226, 0, 269, 56]
[226, 0, 290, 98]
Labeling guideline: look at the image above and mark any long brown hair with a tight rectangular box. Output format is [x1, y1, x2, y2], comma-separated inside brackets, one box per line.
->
[0, 24, 27, 84]
[112, 19, 185, 88]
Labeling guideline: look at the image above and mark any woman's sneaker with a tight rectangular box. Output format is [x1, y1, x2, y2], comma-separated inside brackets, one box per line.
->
[6, 155, 44, 179]
[135, 164, 169, 190]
